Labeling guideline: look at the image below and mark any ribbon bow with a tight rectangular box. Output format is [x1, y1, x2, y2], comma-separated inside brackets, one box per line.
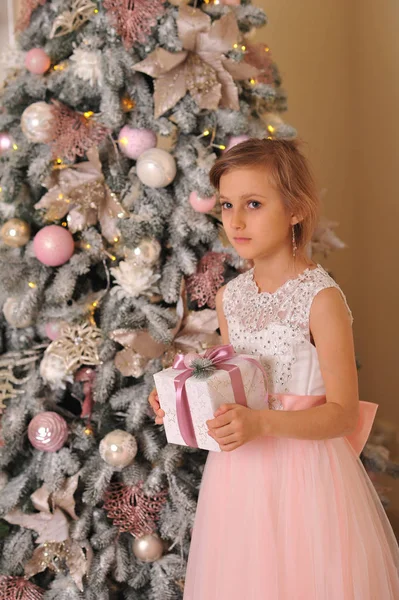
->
[172, 344, 268, 447]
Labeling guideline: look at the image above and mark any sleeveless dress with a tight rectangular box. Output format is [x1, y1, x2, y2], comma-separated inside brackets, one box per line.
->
[183, 264, 399, 600]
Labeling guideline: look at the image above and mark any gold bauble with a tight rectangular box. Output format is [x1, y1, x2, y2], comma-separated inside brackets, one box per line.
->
[0, 218, 31, 247]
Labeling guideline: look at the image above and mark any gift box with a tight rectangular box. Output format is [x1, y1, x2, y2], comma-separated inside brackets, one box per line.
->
[153, 344, 268, 452]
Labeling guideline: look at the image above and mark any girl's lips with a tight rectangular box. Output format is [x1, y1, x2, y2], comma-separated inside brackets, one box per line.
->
[233, 237, 251, 242]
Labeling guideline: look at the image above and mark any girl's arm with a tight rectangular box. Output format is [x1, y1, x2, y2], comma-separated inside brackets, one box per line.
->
[262, 287, 360, 440]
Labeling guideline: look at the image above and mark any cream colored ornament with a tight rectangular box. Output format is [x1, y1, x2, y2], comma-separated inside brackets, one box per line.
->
[0, 218, 30, 247]
[136, 148, 177, 188]
[125, 238, 161, 267]
[132, 533, 164, 562]
[21, 102, 56, 143]
[3, 297, 33, 328]
[99, 429, 138, 468]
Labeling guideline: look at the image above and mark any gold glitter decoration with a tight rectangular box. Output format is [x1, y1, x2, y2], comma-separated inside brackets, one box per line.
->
[133, 5, 259, 118]
[0, 345, 47, 412]
[50, 0, 97, 39]
[0, 218, 30, 247]
[44, 322, 102, 373]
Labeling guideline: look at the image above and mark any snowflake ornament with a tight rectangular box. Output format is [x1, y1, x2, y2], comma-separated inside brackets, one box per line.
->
[40, 322, 102, 389]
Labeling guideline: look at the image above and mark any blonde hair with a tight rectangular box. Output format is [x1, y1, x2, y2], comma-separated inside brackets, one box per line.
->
[209, 138, 320, 252]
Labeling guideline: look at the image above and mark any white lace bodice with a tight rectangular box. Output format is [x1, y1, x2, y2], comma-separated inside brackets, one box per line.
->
[222, 264, 353, 396]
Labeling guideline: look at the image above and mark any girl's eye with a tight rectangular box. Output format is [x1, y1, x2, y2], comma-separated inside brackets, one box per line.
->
[248, 200, 261, 209]
[221, 202, 233, 210]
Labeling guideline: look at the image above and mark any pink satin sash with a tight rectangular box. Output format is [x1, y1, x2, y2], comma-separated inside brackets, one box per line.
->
[274, 393, 378, 456]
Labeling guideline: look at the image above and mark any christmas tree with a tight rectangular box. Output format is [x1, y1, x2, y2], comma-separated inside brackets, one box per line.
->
[0, 0, 396, 598]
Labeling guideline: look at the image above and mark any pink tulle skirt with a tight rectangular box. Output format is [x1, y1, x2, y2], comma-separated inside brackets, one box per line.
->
[183, 434, 399, 599]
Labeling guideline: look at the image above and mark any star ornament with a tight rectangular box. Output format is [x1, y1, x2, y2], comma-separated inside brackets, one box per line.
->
[133, 5, 259, 118]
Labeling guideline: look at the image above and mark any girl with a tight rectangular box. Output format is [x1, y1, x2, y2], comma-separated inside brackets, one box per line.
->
[149, 138, 399, 599]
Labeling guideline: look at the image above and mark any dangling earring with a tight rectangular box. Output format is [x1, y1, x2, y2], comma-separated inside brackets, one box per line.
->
[292, 225, 297, 258]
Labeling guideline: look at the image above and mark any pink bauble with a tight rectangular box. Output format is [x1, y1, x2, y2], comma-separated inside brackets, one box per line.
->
[0, 132, 13, 156]
[45, 321, 65, 340]
[189, 191, 216, 213]
[224, 135, 250, 152]
[28, 412, 68, 452]
[118, 126, 157, 160]
[33, 225, 74, 266]
[25, 48, 51, 75]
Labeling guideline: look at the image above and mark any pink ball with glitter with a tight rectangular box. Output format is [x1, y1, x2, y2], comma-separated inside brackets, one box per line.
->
[118, 126, 157, 160]
[28, 412, 68, 452]
[25, 48, 51, 75]
[189, 191, 216, 213]
[33, 225, 74, 266]
[224, 135, 250, 152]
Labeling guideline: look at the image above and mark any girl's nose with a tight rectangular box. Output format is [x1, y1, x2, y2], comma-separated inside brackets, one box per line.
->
[230, 210, 245, 230]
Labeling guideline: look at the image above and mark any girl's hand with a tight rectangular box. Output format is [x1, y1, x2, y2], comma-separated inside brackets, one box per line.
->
[148, 388, 165, 425]
[206, 404, 265, 452]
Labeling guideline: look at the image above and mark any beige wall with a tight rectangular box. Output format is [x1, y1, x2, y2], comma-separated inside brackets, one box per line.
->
[255, 0, 399, 525]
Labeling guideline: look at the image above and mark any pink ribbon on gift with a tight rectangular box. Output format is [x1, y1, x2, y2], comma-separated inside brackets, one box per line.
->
[172, 344, 269, 447]
[272, 393, 378, 456]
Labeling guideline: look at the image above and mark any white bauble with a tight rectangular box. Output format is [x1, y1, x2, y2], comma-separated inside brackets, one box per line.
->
[136, 149, 176, 188]
[21, 102, 56, 143]
[99, 429, 138, 468]
[3, 297, 33, 328]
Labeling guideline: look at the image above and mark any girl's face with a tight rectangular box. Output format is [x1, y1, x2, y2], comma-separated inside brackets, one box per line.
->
[219, 166, 297, 261]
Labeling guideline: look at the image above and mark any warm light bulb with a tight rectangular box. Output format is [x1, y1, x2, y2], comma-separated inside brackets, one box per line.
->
[12, 144, 18, 150]
[86, 243, 91, 249]
[113, 237, 119, 243]
[119, 136, 128, 146]
[61, 221, 67, 227]
[28, 281, 37, 288]
[84, 111, 94, 119]
[250, 78, 256, 85]
[241, 45, 246, 51]
[267, 125, 275, 133]
[233, 43, 238, 49]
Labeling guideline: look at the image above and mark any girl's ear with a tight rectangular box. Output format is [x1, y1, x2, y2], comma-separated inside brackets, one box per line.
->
[291, 214, 303, 226]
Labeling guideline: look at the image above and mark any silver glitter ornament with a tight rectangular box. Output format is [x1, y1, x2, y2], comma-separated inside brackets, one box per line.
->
[125, 238, 161, 267]
[99, 429, 138, 468]
[21, 102, 56, 143]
